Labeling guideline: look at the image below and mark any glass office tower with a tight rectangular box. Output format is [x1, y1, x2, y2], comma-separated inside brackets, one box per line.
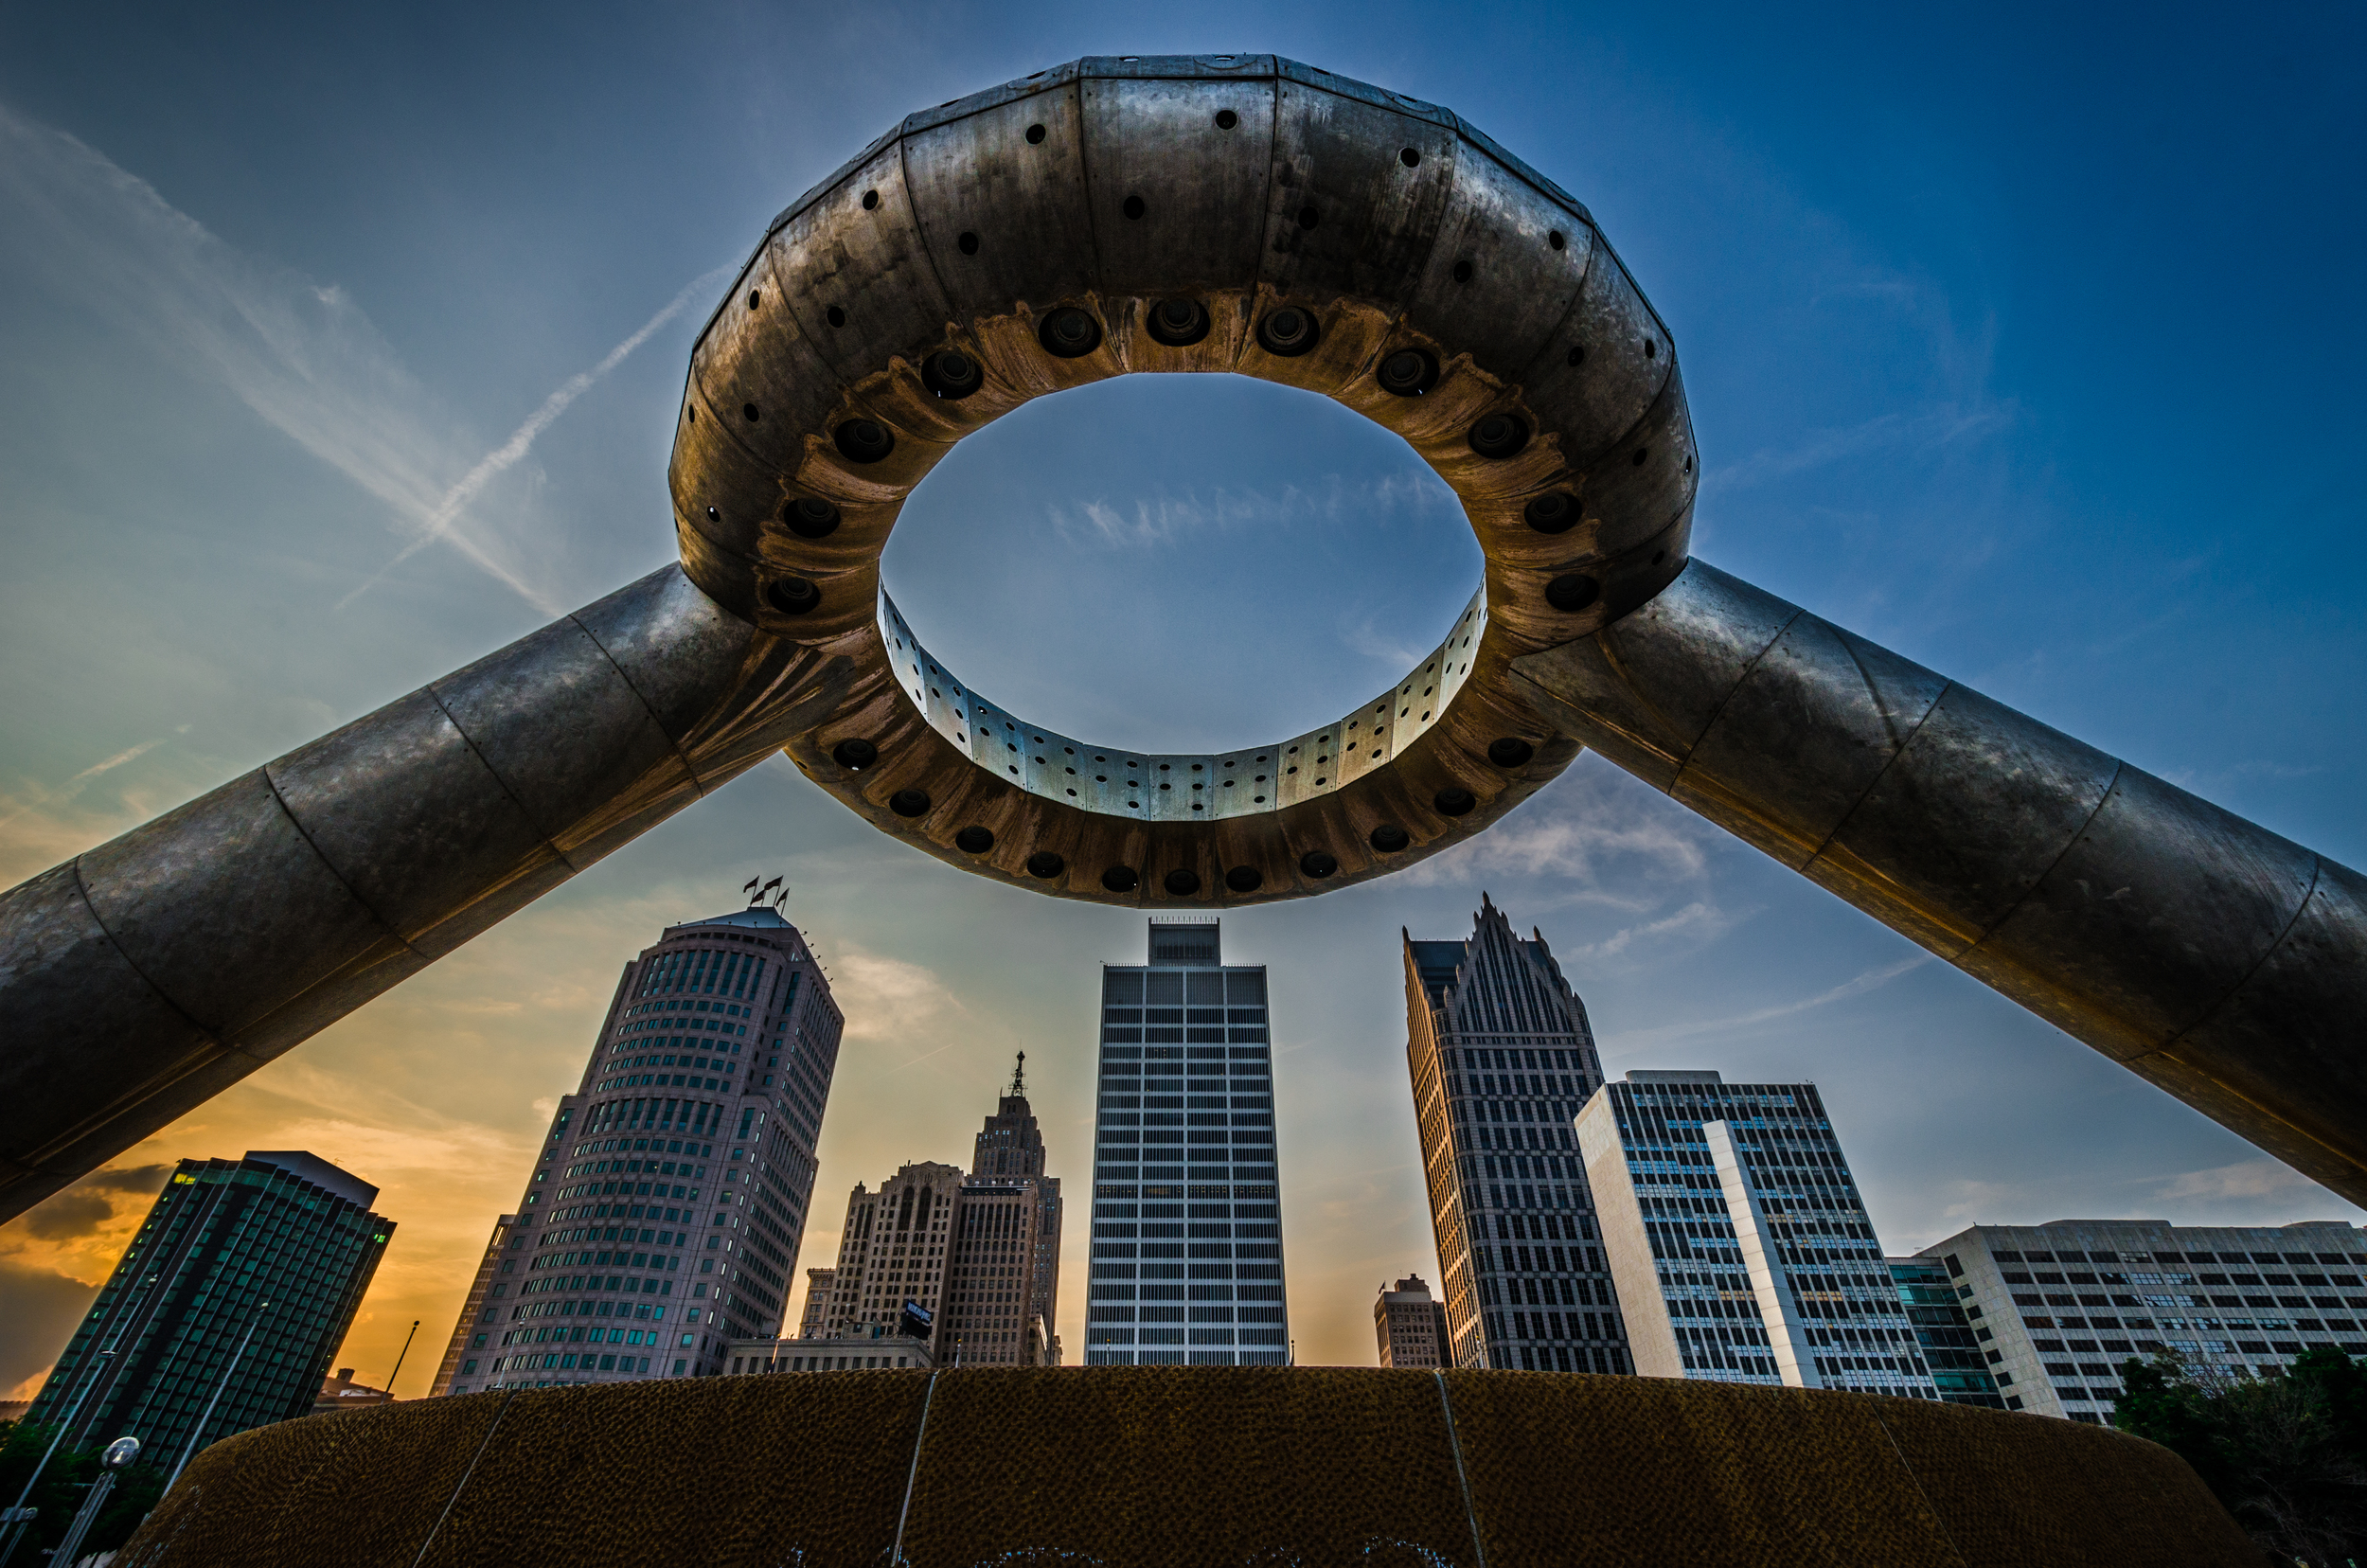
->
[1085, 918, 1288, 1366]
[28, 1150, 392, 1462]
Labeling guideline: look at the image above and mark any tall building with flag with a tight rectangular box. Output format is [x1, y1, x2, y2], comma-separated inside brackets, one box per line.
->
[427, 900, 843, 1395]
[1403, 897, 1628, 1372]
[1085, 918, 1289, 1366]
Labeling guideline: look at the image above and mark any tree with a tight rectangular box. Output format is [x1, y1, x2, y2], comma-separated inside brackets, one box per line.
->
[0, 1418, 169, 1566]
[2113, 1348, 2367, 1560]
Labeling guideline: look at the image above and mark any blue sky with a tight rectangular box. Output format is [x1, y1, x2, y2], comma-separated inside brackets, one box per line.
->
[0, 0, 2359, 1388]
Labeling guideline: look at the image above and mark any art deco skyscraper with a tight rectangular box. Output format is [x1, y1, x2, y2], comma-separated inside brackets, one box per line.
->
[29, 1152, 392, 1459]
[1086, 918, 1289, 1366]
[801, 1064, 1065, 1365]
[428, 903, 843, 1395]
[1403, 896, 1628, 1373]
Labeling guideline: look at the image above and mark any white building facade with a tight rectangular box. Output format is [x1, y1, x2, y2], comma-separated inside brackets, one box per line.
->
[1578, 1071, 1940, 1399]
[1916, 1220, 2367, 1421]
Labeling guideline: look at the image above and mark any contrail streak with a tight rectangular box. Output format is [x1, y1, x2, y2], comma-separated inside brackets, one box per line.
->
[337, 266, 729, 610]
[0, 738, 168, 830]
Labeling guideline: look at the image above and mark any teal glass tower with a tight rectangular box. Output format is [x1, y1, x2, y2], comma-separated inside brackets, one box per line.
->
[27, 1150, 391, 1460]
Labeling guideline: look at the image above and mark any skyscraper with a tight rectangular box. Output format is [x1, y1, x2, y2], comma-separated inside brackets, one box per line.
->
[429, 903, 843, 1394]
[1374, 1274, 1452, 1367]
[1086, 918, 1289, 1367]
[29, 1151, 392, 1461]
[1402, 897, 1627, 1373]
[1576, 1071, 1940, 1399]
[942, 1058, 1063, 1365]
[1915, 1220, 2367, 1421]
[801, 1063, 1066, 1366]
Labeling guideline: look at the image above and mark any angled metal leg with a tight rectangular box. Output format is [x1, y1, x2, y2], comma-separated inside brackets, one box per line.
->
[1511, 561, 2367, 1204]
[0, 566, 844, 1223]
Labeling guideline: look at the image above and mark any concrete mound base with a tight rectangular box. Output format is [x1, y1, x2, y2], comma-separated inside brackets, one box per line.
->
[117, 1367, 2251, 1566]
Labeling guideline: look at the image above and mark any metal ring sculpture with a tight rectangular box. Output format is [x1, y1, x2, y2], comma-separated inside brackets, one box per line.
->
[0, 55, 2359, 1228]
[669, 55, 1692, 902]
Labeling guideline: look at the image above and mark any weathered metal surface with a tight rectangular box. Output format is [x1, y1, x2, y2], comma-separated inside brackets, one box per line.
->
[1510, 561, 2367, 1206]
[0, 566, 826, 1221]
[671, 57, 1695, 908]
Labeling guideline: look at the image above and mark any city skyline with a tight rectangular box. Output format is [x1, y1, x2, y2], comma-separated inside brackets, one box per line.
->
[2, 1, 2360, 1394]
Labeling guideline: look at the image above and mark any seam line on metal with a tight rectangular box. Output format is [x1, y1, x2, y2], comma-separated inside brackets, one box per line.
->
[567, 591, 717, 799]
[410, 1386, 517, 1568]
[1797, 642, 1955, 889]
[1433, 1369, 1486, 1568]
[2158, 853, 2324, 1060]
[1658, 603, 1806, 794]
[891, 1366, 943, 1565]
[1957, 758, 2126, 970]
[423, 683, 581, 877]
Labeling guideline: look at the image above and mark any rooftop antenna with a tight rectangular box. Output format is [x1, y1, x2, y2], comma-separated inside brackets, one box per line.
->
[1009, 1051, 1026, 1097]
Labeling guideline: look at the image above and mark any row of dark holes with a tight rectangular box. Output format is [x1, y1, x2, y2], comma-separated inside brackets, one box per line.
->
[828, 738, 1539, 887]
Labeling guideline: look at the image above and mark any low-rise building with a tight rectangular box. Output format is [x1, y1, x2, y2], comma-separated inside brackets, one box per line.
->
[310, 1368, 394, 1416]
[727, 1327, 934, 1374]
[1916, 1220, 2367, 1421]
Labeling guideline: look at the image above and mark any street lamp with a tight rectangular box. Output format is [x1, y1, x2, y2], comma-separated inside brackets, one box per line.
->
[46, 1437, 139, 1568]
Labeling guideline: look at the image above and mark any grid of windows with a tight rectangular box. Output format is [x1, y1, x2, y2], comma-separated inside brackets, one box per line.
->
[428, 906, 843, 1397]
[27, 1155, 392, 1465]
[1404, 898, 1628, 1374]
[1086, 923, 1289, 1366]
[1921, 1222, 2367, 1422]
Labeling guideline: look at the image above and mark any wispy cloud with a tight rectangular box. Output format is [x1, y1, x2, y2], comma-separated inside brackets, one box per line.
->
[0, 99, 716, 616]
[1705, 403, 2013, 496]
[0, 736, 167, 831]
[1405, 769, 1714, 906]
[1050, 471, 1455, 549]
[1606, 952, 1933, 1051]
[336, 267, 727, 609]
[2154, 1157, 2318, 1203]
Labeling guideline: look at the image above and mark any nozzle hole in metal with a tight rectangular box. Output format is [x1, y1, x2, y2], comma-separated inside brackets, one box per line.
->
[1546, 573, 1600, 613]
[1025, 850, 1064, 879]
[1370, 825, 1410, 853]
[958, 231, 982, 256]
[1256, 307, 1320, 357]
[862, 190, 880, 210]
[1467, 414, 1529, 459]
[954, 826, 994, 854]
[1147, 297, 1211, 347]
[1299, 850, 1338, 879]
[889, 788, 931, 818]
[1165, 868, 1202, 896]
[1039, 307, 1102, 358]
[832, 738, 879, 771]
[1378, 348, 1438, 397]
[1214, 109, 1238, 131]
[1398, 148, 1420, 168]
[1434, 788, 1477, 817]
[922, 349, 983, 400]
[767, 578, 821, 616]
[786, 496, 842, 538]
[1523, 492, 1577, 534]
[1025, 123, 1047, 145]
[1224, 865, 1263, 893]
[1486, 738, 1534, 768]
[827, 305, 848, 328]
[834, 419, 895, 463]
[1101, 865, 1140, 893]
[1122, 194, 1147, 221]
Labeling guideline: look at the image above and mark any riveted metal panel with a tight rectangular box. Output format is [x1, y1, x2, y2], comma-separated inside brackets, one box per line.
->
[1578, 364, 1700, 560]
[1519, 241, 1674, 472]
[686, 244, 848, 487]
[1969, 766, 2319, 1059]
[78, 771, 405, 1040]
[766, 140, 953, 385]
[1081, 74, 1277, 296]
[1401, 142, 1593, 381]
[1809, 683, 2120, 958]
[270, 689, 559, 948]
[902, 80, 1099, 321]
[431, 604, 693, 866]
[1673, 613, 1951, 870]
[1262, 77, 1458, 308]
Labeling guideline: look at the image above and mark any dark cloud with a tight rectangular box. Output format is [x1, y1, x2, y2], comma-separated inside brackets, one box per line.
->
[79, 1164, 171, 1196]
[0, 1260, 98, 1394]
[21, 1193, 113, 1241]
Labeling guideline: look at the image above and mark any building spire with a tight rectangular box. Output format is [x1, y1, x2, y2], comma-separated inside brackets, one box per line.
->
[1009, 1051, 1026, 1097]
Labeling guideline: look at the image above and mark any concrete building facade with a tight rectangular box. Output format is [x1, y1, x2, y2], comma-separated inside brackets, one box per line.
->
[1404, 898, 1626, 1373]
[1578, 1072, 1940, 1399]
[431, 903, 844, 1395]
[1916, 1220, 2367, 1421]
[1086, 918, 1289, 1366]
[29, 1151, 392, 1462]
[1375, 1275, 1452, 1368]
[797, 1269, 836, 1340]
[726, 1327, 934, 1374]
